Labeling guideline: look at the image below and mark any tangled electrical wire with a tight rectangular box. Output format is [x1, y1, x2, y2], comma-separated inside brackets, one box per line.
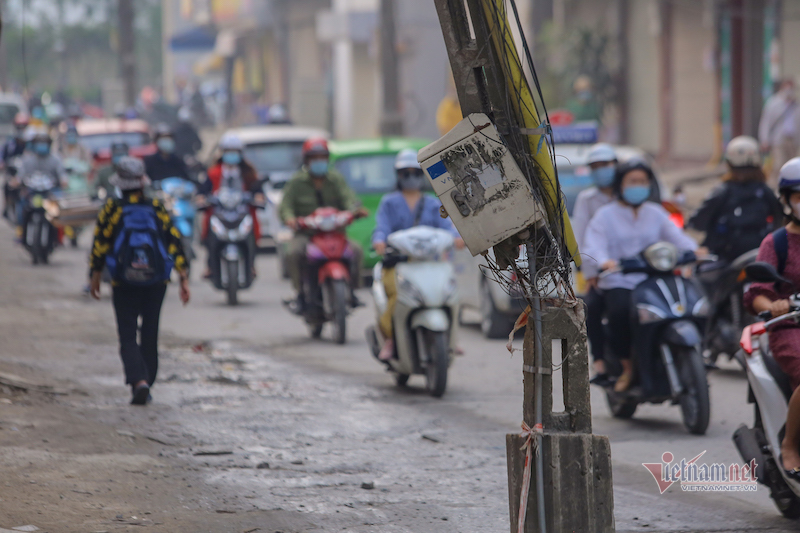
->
[469, 0, 576, 310]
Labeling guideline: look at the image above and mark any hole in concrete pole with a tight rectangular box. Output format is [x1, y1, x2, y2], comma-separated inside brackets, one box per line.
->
[552, 338, 565, 413]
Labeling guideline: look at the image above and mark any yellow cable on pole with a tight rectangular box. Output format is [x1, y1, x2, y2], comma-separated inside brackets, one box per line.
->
[479, 0, 581, 266]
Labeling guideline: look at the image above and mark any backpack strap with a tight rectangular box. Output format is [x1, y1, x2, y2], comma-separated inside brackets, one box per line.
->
[773, 227, 789, 275]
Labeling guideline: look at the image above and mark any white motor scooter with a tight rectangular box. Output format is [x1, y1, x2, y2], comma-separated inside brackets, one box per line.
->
[366, 226, 459, 398]
[734, 261, 800, 518]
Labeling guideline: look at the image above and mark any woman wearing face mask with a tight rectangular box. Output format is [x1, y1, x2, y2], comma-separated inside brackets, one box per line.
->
[745, 158, 800, 477]
[143, 124, 191, 183]
[200, 133, 263, 278]
[371, 149, 465, 360]
[582, 160, 701, 392]
[572, 143, 617, 386]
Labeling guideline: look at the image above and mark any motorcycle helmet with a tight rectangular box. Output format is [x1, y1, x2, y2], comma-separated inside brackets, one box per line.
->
[268, 104, 290, 125]
[778, 158, 800, 196]
[30, 129, 52, 156]
[586, 143, 617, 166]
[302, 137, 330, 160]
[219, 132, 245, 152]
[152, 122, 172, 141]
[177, 106, 192, 123]
[395, 148, 424, 191]
[110, 142, 130, 165]
[725, 136, 761, 168]
[14, 112, 30, 131]
[110, 156, 147, 192]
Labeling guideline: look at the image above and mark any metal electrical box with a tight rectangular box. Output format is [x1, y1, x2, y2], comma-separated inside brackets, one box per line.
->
[418, 113, 545, 256]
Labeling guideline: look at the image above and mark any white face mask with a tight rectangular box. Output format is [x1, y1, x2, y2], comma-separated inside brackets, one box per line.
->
[792, 201, 800, 219]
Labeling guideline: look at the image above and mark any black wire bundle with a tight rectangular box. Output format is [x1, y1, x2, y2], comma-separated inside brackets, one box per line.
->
[471, 0, 575, 306]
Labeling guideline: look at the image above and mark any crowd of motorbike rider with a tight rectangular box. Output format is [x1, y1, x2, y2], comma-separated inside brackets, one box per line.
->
[575, 133, 800, 478]
[7, 105, 800, 465]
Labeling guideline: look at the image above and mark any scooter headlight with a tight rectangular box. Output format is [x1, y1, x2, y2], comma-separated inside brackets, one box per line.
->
[397, 275, 425, 307]
[210, 217, 227, 238]
[637, 304, 668, 324]
[229, 214, 253, 241]
[643, 242, 679, 272]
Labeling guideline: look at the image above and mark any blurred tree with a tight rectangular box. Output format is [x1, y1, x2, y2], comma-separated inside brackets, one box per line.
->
[536, 23, 618, 121]
[0, 0, 161, 103]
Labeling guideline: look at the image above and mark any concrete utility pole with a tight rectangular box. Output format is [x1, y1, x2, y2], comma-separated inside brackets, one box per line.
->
[118, 0, 137, 107]
[431, 1, 614, 531]
[379, 0, 403, 136]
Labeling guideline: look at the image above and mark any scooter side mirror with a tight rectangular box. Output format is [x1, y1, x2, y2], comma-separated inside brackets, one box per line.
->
[745, 262, 792, 285]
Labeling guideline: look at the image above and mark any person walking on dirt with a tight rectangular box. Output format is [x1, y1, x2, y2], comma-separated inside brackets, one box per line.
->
[89, 157, 190, 405]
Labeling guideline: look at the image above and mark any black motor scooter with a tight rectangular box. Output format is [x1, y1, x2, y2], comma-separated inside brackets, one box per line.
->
[598, 242, 712, 435]
[20, 171, 60, 265]
[202, 186, 264, 306]
[694, 249, 758, 368]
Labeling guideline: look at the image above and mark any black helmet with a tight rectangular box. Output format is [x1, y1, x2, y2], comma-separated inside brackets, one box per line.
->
[611, 158, 657, 199]
[153, 123, 172, 140]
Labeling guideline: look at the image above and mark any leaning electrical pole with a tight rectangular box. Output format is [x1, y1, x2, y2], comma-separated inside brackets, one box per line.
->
[429, 1, 615, 531]
[379, 0, 403, 135]
[118, 0, 137, 107]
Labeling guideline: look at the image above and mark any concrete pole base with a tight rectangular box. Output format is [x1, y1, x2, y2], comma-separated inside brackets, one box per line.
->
[506, 432, 615, 532]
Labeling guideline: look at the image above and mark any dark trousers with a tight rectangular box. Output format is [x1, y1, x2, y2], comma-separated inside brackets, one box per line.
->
[112, 284, 167, 386]
[584, 287, 606, 363]
[605, 288, 633, 362]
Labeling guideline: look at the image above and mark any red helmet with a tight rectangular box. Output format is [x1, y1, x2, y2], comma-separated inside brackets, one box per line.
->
[302, 137, 329, 159]
[14, 112, 29, 128]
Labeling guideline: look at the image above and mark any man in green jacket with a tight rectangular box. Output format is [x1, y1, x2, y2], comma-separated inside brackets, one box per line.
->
[279, 138, 366, 312]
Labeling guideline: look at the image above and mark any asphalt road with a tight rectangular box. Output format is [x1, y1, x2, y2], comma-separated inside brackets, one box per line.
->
[2, 220, 797, 532]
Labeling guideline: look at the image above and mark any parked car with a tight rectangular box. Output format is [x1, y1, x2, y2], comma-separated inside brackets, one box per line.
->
[0, 93, 27, 143]
[213, 125, 330, 252]
[329, 137, 431, 274]
[76, 119, 156, 168]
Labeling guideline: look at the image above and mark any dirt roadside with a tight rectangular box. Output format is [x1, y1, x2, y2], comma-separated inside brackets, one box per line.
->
[0, 234, 314, 532]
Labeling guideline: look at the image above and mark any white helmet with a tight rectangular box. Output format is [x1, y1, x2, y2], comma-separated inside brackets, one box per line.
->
[395, 148, 421, 170]
[725, 136, 761, 168]
[778, 157, 800, 194]
[177, 106, 192, 122]
[586, 143, 617, 165]
[219, 132, 244, 152]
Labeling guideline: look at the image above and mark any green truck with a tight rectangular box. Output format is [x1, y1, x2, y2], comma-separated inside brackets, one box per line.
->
[329, 137, 431, 271]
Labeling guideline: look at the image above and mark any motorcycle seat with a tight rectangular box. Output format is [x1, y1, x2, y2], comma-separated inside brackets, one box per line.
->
[760, 335, 794, 402]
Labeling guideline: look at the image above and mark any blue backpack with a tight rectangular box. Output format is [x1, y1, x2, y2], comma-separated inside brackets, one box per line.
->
[106, 204, 173, 286]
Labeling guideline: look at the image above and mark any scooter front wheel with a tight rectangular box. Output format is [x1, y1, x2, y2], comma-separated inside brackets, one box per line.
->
[419, 328, 448, 398]
[327, 279, 348, 345]
[676, 347, 711, 435]
[226, 260, 239, 306]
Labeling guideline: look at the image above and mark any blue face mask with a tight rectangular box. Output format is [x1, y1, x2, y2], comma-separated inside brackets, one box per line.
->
[309, 160, 329, 176]
[622, 185, 651, 206]
[591, 166, 615, 188]
[112, 155, 123, 165]
[33, 142, 50, 156]
[157, 137, 175, 154]
[222, 151, 242, 166]
[66, 133, 78, 145]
